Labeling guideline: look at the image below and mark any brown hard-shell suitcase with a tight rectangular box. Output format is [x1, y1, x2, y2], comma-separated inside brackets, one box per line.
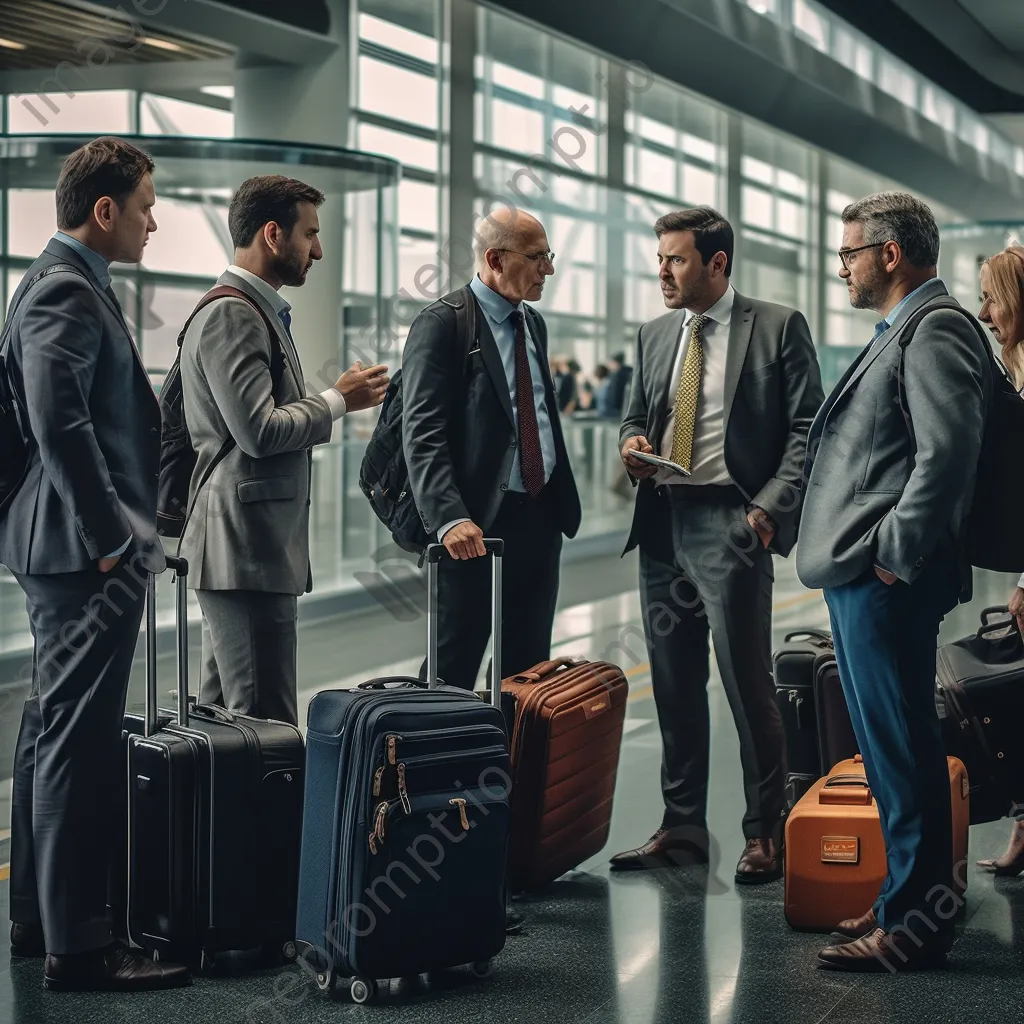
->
[784, 755, 970, 931]
[502, 656, 628, 892]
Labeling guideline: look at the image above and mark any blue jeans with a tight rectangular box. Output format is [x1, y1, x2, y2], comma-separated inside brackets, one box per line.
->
[824, 553, 961, 940]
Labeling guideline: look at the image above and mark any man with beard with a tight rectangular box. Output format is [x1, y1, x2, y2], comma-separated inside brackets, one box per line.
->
[612, 206, 823, 882]
[799, 193, 991, 971]
[178, 175, 389, 724]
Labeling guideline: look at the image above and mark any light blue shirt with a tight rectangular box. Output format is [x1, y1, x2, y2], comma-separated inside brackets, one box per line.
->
[469, 275, 557, 492]
[869, 279, 944, 348]
[52, 232, 130, 560]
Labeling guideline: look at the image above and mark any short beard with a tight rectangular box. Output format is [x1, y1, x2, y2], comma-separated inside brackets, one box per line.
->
[847, 263, 889, 312]
[663, 268, 711, 310]
[274, 248, 309, 288]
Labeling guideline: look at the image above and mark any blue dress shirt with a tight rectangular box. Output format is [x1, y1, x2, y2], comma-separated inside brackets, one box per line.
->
[52, 232, 131, 560]
[468, 275, 557, 491]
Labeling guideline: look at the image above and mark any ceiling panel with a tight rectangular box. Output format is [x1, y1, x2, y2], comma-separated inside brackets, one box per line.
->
[964, 0, 1024, 54]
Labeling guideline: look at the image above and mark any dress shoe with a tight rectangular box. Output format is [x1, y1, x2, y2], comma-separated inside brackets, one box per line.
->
[977, 819, 1024, 877]
[734, 837, 782, 884]
[43, 941, 191, 992]
[830, 907, 877, 942]
[609, 828, 709, 871]
[10, 922, 45, 959]
[817, 927, 949, 973]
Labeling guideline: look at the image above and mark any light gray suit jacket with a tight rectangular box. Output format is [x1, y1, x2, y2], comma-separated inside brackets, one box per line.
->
[796, 279, 992, 594]
[620, 291, 824, 558]
[178, 269, 333, 596]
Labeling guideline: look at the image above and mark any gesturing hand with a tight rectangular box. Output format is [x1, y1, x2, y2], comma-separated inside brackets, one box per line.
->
[334, 361, 390, 412]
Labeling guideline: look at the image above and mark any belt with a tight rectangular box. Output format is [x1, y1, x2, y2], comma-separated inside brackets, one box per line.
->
[662, 484, 746, 506]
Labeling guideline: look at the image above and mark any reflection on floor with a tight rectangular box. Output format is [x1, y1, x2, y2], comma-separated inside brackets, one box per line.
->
[1, 551, 1022, 1023]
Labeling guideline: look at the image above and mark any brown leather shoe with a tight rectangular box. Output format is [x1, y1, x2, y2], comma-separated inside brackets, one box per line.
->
[735, 837, 782, 884]
[10, 922, 45, 959]
[977, 819, 1024, 877]
[609, 828, 709, 871]
[817, 928, 948, 973]
[831, 907, 877, 942]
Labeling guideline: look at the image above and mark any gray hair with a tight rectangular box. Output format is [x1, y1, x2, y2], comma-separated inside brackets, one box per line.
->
[841, 191, 940, 268]
[473, 213, 521, 269]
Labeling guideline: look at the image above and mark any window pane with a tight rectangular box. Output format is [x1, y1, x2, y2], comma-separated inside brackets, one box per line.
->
[793, 0, 829, 52]
[551, 119, 597, 175]
[742, 185, 774, 230]
[359, 57, 437, 129]
[742, 155, 774, 186]
[485, 99, 545, 152]
[7, 190, 55, 258]
[398, 236, 443, 302]
[682, 164, 718, 207]
[139, 283, 209, 376]
[489, 60, 545, 100]
[399, 180, 438, 234]
[7, 89, 131, 134]
[776, 197, 804, 239]
[878, 59, 916, 108]
[359, 12, 438, 64]
[357, 122, 438, 172]
[631, 146, 675, 197]
[140, 95, 233, 137]
[142, 198, 231, 277]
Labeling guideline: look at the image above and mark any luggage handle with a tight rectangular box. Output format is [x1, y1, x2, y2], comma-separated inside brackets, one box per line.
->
[980, 605, 1012, 626]
[510, 656, 583, 682]
[424, 540, 503, 707]
[144, 554, 190, 736]
[824, 775, 869, 788]
[357, 677, 429, 691]
[783, 629, 833, 645]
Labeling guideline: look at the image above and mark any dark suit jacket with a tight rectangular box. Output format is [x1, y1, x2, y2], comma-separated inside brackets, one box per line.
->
[0, 238, 164, 575]
[620, 290, 824, 558]
[402, 289, 582, 540]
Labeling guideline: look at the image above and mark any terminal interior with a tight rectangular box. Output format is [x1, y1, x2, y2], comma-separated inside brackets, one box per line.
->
[3, 0, 1024, 1020]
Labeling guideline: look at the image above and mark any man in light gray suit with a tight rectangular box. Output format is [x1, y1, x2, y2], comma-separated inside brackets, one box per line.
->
[179, 176, 388, 725]
[799, 194, 991, 972]
[612, 207, 824, 881]
[1, 138, 189, 990]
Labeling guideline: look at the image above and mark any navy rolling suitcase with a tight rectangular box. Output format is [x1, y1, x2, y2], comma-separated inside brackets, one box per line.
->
[126, 556, 305, 969]
[295, 541, 511, 1004]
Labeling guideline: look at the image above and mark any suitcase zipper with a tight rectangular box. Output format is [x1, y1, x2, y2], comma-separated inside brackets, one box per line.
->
[372, 765, 385, 798]
[397, 763, 412, 814]
[449, 798, 470, 831]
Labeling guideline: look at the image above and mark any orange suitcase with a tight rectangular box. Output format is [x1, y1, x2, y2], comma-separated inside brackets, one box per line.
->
[784, 755, 970, 931]
[502, 656, 628, 891]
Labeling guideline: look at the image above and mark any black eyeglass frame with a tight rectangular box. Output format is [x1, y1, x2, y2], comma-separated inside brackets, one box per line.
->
[837, 241, 888, 269]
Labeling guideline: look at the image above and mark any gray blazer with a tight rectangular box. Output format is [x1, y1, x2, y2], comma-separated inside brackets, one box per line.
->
[0, 238, 164, 575]
[178, 269, 333, 596]
[796, 279, 992, 594]
[620, 290, 824, 558]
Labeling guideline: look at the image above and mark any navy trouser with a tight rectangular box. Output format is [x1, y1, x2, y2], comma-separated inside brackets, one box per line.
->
[824, 553, 961, 941]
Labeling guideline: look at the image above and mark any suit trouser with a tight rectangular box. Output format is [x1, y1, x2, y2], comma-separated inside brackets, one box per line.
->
[10, 556, 148, 954]
[639, 486, 785, 840]
[421, 487, 563, 692]
[823, 553, 960, 939]
[196, 589, 299, 726]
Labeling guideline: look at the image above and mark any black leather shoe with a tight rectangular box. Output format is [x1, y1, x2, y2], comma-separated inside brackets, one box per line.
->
[10, 922, 45, 959]
[43, 941, 191, 992]
[609, 828, 710, 871]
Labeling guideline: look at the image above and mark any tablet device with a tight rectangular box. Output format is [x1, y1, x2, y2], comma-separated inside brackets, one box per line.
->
[628, 449, 691, 477]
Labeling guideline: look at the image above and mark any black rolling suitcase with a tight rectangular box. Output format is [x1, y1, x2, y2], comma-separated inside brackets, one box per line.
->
[126, 555, 305, 969]
[937, 605, 1024, 824]
[295, 541, 511, 1005]
[773, 629, 858, 807]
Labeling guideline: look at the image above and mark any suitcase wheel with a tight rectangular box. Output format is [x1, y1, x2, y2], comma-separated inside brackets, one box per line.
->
[315, 969, 334, 995]
[282, 941, 297, 963]
[471, 960, 493, 979]
[349, 977, 377, 1004]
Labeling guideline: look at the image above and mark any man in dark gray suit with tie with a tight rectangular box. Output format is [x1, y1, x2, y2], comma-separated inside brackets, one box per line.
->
[0, 138, 189, 989]
[611, 207, 824, 882]
[799, 193, 991, 972]
[178, 176, 388, 725]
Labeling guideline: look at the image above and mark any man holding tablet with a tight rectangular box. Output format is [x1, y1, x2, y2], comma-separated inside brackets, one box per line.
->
[612, 206, 824, 882]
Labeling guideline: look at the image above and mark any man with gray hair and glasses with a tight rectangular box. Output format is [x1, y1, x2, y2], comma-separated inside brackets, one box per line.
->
[798, 192, 992, 972]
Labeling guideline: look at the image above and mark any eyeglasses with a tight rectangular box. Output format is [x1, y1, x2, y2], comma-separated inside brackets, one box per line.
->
[837, 242, 887, 270]
[498, 249, 556, 265]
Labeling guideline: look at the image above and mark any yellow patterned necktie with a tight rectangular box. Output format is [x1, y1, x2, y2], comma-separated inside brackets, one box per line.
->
[670, 313, 708, 471]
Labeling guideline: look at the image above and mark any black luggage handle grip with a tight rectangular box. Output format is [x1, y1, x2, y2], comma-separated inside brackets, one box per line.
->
[824, 775, 869, 788]
[357, 677, 430, 691]
[186, 702, 234, 724]
[165, 554, 188, 577]
[426, 539, 504, 563]
[783, 629, 832, 644]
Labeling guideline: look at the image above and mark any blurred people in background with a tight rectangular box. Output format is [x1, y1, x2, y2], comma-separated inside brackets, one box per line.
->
[975, 244, 1024, 877]
[604, 352, 633, 420]
[550, 356, 578, 413]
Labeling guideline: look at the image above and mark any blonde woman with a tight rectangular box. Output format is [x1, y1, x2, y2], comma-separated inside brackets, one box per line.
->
[976, 245, 1024, 874]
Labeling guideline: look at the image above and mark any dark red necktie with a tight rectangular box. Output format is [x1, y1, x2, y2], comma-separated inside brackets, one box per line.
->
[510, 310, 545, 498]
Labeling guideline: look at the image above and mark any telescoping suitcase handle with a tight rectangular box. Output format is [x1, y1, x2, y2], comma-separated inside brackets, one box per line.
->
[424, 539, 504, 706]
[144, 554, 191, 737]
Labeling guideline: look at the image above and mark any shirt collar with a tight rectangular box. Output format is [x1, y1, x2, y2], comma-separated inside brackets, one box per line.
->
[885, 278, 944, 329]
[54, 231, 111, 289]
[227, 264, 291, 318]
[684, 285, 735, 328]
[470, 274, 523, 323]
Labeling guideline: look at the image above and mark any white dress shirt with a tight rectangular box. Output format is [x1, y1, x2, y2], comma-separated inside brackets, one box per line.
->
[656, 285, 736, 487]
[227, 265, 346, 419]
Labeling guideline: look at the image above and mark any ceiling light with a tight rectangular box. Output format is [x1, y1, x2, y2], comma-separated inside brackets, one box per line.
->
[144, 36, 185, 53]
[0, 37, 27, 50]
[200, 85, 234, 99]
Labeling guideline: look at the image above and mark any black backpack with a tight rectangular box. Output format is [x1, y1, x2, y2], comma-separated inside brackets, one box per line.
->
[157, 285, 281, 538]
[0, 263, 83, 518]
[896, 297, 1024, 573]
[359, 287, 477, 554]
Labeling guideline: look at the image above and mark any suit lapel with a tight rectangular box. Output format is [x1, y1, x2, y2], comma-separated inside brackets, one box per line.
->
[723, 293, 754, 431]
[476, 307, 516, 427]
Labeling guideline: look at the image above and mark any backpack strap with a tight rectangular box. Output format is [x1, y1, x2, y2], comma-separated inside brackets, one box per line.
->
[437, 284, 479, 368]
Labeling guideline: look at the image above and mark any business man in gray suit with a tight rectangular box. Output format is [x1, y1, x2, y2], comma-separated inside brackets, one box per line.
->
[0, 138, 189, 989]
[611, 207, 824, 882]
[179, 176, 388, 726]
[799, 194, 991, 972]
